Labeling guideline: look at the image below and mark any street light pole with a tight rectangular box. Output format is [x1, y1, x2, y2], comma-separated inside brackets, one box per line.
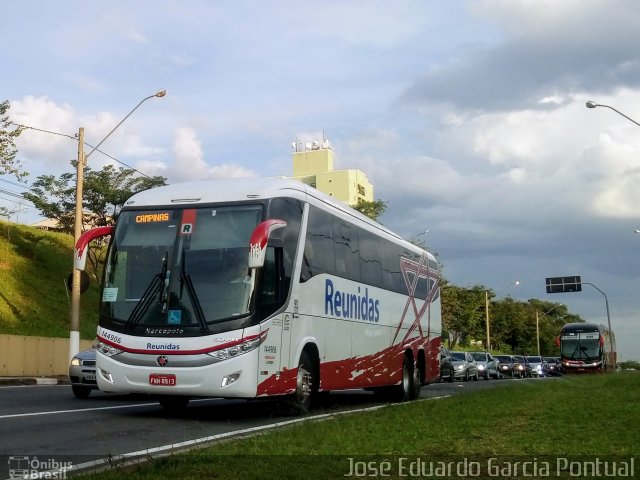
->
[581, 282, 615, 371]
[586, 101, 640, 127]
[410, 229, 430, 247]
[68, 90, 166, 362]
[536, 303, 563, 357]
[485, 280, 519, 351]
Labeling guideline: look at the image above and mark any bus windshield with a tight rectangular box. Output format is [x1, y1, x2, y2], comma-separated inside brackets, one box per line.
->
[100, 205, 263, 328]
[560, 332, 600, 361]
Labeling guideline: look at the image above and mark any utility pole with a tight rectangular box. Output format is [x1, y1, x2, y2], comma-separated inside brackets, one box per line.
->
[67, 90, 165, 361]
[536, 311, 541, 357]
[69, 127, 85, 361]
[485, 290, 490, 350]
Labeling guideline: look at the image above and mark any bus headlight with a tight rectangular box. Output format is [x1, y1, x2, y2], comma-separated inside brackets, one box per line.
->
[96, 341, 122, 357]
[208, 336, 263, 361]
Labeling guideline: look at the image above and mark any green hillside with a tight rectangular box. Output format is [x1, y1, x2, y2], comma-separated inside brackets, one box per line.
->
[0, 220, 101, 339]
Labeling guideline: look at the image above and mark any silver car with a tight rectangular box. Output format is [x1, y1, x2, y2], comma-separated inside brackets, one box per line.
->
[525, 355, 547, 377]
[68, 348, 97, 398]
[469, 351, 500, 380]
[451, 351, 479, 381]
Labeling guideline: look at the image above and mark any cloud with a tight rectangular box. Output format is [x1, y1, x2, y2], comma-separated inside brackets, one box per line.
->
[170, 127, 256, 182]
[11, 96, 78, 168]
[397, 0, 640, 111]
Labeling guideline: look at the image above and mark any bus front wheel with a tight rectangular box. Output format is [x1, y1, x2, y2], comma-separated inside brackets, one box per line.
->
[292, 351, 315, 412]
[158, 395, 190, 412]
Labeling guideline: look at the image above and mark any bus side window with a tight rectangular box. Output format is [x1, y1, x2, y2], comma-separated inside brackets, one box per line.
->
[300, 240, 314, 282]
[301, 206, 333, 282]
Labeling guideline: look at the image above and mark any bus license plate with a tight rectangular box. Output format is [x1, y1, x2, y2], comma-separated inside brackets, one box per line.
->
[149, 374, 176, 386]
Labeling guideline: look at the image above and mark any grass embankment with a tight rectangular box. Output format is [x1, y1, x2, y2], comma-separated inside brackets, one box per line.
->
[84, 373, 639, 480]
[0, 220, 100, 339]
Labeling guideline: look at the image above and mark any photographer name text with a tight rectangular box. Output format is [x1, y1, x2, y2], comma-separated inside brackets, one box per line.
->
[345, 457, 635, 478]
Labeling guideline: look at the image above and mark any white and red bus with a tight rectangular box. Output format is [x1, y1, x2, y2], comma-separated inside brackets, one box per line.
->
[556, 322, 616, 373]
[75, 178, 441, 411]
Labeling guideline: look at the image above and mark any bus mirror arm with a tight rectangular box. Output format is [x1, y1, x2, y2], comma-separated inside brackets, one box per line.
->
[74, 226, 114, 271]
[248, 219, 287, 269]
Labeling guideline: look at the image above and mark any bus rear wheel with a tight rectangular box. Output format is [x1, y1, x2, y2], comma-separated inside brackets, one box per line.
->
[394, 354, 414, 402]
[410, 358, 423, 400]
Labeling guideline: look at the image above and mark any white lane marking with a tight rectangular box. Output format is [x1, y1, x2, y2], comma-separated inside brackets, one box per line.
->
[0, 384, 67, 389]
[0, 398, 216, 420]
[0, 403, 157, 419]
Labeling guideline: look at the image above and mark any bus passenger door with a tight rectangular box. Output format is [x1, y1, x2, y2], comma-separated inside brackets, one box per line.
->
[257, 311, 292, 395]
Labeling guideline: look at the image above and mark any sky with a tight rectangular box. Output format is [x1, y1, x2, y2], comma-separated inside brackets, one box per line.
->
[2, 0, 640, 360]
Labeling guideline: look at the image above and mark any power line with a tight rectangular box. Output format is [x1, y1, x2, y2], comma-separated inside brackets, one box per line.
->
[0, 187, 28, 200]
[0, 194, 32, 209]
[10, 121, 154, 178]
[0, 177, 30, 189]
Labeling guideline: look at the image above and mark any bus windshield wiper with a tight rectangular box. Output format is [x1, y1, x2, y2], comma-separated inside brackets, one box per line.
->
[180, 249, 209, 333]
[125, 252, 168, 328]
[125, 274, 162, 328]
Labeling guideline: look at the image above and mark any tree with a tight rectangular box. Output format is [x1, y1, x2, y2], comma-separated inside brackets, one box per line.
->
[441, 282, 486, 349]
[354, 198, 387, 222]
[0, 100, 27, 181]
[23, 163, 166, 233]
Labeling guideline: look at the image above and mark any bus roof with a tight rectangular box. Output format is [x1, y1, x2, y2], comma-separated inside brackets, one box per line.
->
[122, 177, 435, 261]
[561, 322, 607, 333]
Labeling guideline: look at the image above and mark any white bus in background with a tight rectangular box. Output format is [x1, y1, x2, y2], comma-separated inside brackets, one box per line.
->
[75, 178, 442, 411]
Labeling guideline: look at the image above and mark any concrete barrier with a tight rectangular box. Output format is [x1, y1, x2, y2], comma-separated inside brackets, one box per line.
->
[0, 334, 93, 377]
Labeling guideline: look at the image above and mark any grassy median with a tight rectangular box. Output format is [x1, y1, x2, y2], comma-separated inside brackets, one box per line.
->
[81, 372, 639, 480]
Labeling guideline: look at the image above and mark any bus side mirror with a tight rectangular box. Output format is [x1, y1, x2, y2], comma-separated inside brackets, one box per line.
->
[554, 336, 560, 347]
[248, 219, 287, 269]
[74, 226, 114, 271]
[70, 226, 113, 295]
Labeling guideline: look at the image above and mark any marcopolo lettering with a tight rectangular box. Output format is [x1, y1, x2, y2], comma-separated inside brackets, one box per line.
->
[325, 279, 380, 322]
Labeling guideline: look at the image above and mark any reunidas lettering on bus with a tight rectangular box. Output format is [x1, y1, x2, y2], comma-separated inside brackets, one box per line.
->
[324, 278, 380, 322]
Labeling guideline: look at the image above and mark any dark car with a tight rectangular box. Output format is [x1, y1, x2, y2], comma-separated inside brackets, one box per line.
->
[525, 356, 547, 377]
[512, 355, 532, 378]
[451, 351, 479, 381]
[543, 356, 562, 376]
[68, 348, 97, 398]
[469, 351, 500, 380]
[439, 345, 455, 383]
[495, 354, 519, 378]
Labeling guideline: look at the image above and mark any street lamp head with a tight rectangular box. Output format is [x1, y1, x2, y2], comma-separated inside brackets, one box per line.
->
[634, 229, 640, 234]
[154, 89, 167, 98]
[514, 280, 520, 286]
[586, 100, 598, 109]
